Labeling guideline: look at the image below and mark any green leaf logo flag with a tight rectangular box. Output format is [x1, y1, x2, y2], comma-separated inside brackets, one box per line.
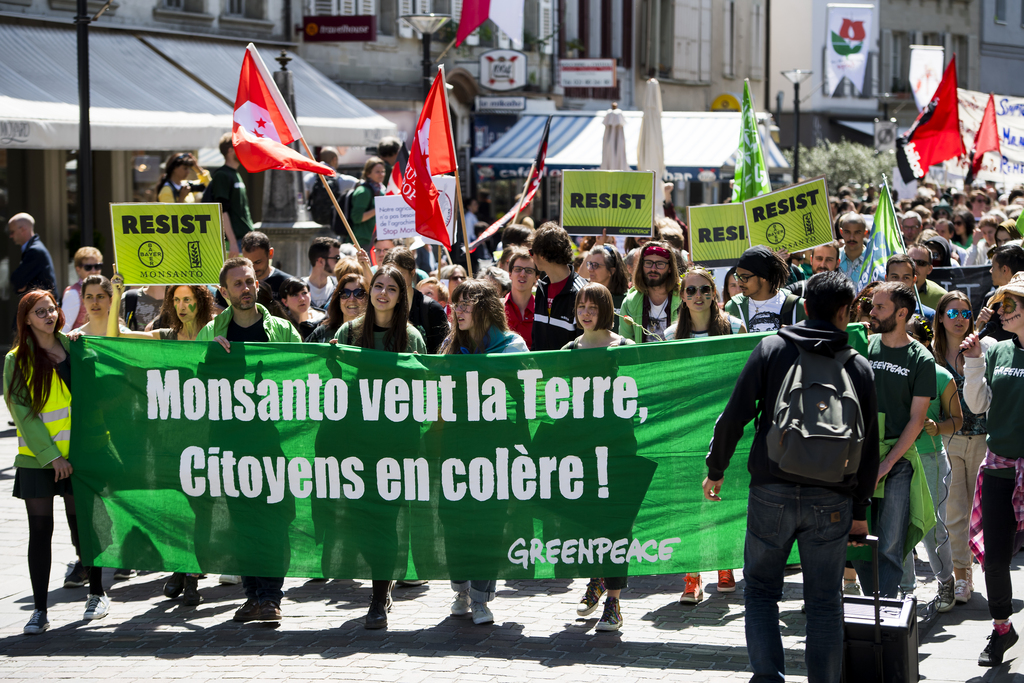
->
[866, 176, 908, 282]
[731, 79, 772, 203]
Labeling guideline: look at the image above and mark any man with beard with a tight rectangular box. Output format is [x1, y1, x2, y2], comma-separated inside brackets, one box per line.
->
[785, 242, 842, 297]
[855, 281, 936, 598]
[620, 241, 682, 343]
[838, 213, 886, 291]
[530, 223, 587, 350]
[197, 257, 301, 622]
[725, 246, 807, 333]
[885, 254, 936, 324]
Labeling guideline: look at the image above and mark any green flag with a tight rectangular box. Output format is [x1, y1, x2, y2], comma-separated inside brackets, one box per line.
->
[731, 79, 772, 203]
[862, 177, 908, 289]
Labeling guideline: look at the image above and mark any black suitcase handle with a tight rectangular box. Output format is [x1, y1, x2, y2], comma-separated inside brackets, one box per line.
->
[864, 534, 884, 680]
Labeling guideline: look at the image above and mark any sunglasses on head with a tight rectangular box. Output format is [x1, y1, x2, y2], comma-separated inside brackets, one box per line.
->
[945, 308, 972, 320]
[685, 285, 712, 296]
[81, 263, 103, 272]
[339, 288, 366, 300]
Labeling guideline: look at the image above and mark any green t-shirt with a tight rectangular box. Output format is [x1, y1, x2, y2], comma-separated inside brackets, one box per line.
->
[335, 320, 427, 354]
[347, 183, 378, 248]
[868, 335, 937, 440]
[914, 364, 954, 454]
[918, 279, 948, 311]
[208, 165, 253, 239]
[984, 339, 1024, 463]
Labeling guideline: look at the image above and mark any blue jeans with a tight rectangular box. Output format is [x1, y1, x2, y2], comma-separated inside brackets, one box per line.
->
[744, 484, 852, 683]
[241, 576, 284, 603]
[901, 449, 953, 590]
[450, 580, 497, 603]
[855, 458, 913, 598]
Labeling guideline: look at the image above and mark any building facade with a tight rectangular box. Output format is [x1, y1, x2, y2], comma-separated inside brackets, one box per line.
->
[978, 0, 1024, 96]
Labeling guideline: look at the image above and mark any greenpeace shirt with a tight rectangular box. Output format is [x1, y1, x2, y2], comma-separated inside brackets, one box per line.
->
[867, 335, 937, 440]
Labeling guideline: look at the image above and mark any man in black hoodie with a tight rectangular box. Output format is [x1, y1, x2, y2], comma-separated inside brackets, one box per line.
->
[704, 270, 880, 683]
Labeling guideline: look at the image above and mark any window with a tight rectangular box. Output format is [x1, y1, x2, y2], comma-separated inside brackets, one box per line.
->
[225, 0, 264, 18]
[749, 2, 763, 79]
[722, 0, 734, 78]
[954, 34, 969, 84]
[995, 0, 1007, 23]
[889, 31, 910, 92]
[164, 0, 205, 12]
[671, 0, 711, 83]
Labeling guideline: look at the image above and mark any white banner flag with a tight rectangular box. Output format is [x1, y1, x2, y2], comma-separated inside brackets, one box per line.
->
[825, 3, 874, 96]
[909, 46, 945, 112]
[944, 89, 1024, 186]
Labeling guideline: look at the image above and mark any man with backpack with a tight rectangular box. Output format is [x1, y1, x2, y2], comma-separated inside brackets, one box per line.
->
[704, 270, 880, 683]
[725, 245, 808, 332]
[305, 147, 357, 226]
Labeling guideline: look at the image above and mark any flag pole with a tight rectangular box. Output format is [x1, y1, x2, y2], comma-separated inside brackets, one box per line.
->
[510, 161, 535, 225]
[438, 65, 474, 279]
[883, 174, 924, 312]
[299, 137, 361, 250]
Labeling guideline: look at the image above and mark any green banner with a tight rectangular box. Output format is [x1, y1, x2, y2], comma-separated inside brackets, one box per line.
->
[69, 328, 867, 579]
[686, 204, 750, 267]
[110, 203, 225, 286]
[743, 177, 834, 255]
[560, 170, 655, 237]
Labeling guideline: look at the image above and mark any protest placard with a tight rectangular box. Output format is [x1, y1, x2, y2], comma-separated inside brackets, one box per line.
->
[110, 203, 224, 285]
[686, 204, 750, 266]
[373, 176, 457, 246]
[561, 170, 655, 237]
[742, 177, 833, 255]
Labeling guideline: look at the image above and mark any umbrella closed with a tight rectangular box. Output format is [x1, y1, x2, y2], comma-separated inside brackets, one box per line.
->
[600, 104, 629, 171]
[637, 79, 666, 217]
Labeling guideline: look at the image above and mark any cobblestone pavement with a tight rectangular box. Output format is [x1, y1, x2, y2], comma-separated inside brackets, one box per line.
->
[0, 400, 1020, 683]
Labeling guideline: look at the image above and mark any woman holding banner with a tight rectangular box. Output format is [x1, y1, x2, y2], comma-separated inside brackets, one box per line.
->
[308, 273, 367, 343]
[6, 290, 109, 634]
[105, 276, 215, 342]
[72, 276, 128, 338]
[335, 265, 425, 629]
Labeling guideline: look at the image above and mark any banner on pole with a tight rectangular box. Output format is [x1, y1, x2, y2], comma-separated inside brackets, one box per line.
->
[928, 265, 993, 315]
[825, 3, 874, 96]
[948, 89, 1024, 186]
[560, 170, 655, 237]
[68, 330, 858, 579]
[686, 204, 750, 267]
[909, 46, 945, 112]
[110, 203, 224, 286]
[743, 177, 834, 255]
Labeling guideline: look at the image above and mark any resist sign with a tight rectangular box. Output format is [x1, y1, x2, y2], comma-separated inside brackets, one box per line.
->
[110, 203, 224, 286]
[686, 204, 750, 266]
[742, 177, 834, 255]
[561, 170, 655, 237]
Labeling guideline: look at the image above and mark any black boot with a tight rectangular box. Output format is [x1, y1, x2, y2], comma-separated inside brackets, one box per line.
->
[365, 598, 390, 629]
[163, 572, 185, 599]
[183, 575, 203, 606]
[980, 624, 1019, 666]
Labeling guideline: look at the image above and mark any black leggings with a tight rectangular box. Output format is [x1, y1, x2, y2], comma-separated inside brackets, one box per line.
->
[26, 496, 103, 612]
[981, 471, 1018, 621]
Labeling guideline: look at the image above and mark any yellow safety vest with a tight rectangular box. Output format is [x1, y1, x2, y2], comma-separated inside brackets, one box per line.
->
[17, 370, 71, 459]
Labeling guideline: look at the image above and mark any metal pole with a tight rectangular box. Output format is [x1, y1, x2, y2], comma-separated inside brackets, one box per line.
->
[422, 31, 432, 101]
[792, 79, 800, 182]
[76, 0, 94, 247]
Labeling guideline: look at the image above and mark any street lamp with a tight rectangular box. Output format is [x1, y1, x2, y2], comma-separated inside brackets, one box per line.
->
[781, 69, 813, 181]
[400, 14, 451, 100]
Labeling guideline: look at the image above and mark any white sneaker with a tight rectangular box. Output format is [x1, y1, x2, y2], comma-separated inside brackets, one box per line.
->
[843, 581, 862, 596]
[451, 590, 471, 616]
[23, 610, 49, 635]
[471, 600, 494, 625]
[219, 575, 242, 585]
[954, 579, 971, 604]
[84, 595, 110, 620]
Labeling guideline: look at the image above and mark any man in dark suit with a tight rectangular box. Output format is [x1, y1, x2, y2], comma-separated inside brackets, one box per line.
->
[8, 213, 57, 297]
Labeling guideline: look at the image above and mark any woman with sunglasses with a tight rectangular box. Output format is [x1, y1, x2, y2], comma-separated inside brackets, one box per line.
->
[961, 272, 1024, 666]
[667, 267, 744, 601]
[308, 273, 367, 343]
[934, 291, 995, 605]
[583, 246, 630, 331]
[7, 291, 109, 634]
[440, 265, 468, 292]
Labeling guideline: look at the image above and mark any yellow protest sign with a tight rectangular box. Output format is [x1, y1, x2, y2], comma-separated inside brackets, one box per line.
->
[686, 204, 750, 266]
[110, 203, 225, 285]
[742, 177, 833, 254]
[560, 170, 655, 236]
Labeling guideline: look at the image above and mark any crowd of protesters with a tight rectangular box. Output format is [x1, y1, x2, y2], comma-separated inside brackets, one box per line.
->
[6, 152, 1024, 679]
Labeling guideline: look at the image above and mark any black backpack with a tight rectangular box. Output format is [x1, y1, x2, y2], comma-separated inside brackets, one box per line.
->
[332, 180, 370, 237]
[307, 176, 339, 226]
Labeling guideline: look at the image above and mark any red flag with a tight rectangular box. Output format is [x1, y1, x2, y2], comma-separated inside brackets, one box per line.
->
[966, 92, 1001, 185]
[402, 71, 456, 249]
[385, 142, 410, 196]
[232, 44, 334, 176]
[895, 57, 965, 182]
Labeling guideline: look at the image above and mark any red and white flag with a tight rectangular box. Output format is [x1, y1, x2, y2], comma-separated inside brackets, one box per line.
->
[402, 69, 457, 250]
[895, 57, 965, 182]
[232, 44, 334, 176]
[966, 92, 1001, 185]
[455, 0, 524, 47]
[385, 141, 410, 196]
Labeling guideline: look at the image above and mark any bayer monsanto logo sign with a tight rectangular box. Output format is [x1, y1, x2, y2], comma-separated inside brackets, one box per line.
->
[138, 241, 164, 268]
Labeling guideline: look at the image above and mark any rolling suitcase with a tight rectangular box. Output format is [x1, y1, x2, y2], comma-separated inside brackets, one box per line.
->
[841, 535, 919, 683]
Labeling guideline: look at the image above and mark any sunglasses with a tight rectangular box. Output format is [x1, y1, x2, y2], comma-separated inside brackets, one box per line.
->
[1003, 298, 1018, 314]
[913, 259, 931, 268]
[945, 308, 973, 320]
[685, 285, 712, 296]
[339, 288, 366, 300]
[81, 263, 103, 272]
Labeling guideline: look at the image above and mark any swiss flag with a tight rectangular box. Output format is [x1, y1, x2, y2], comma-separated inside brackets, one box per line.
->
[232, 44, 334, 176]
[402, 70, 457, 249]
[966, 92, 1001, 185]
[896, 57, 965, 182]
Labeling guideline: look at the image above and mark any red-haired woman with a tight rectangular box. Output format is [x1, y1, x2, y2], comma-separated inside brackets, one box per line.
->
[5, 290, 109, 634]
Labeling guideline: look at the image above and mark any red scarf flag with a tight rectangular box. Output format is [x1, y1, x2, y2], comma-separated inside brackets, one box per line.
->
[469, 116, 551, 253]
[232, 44, 334, 176]
[966, 92, 1001, 185]
[895, 57, 965, 182]
[402, 71, 457, 249]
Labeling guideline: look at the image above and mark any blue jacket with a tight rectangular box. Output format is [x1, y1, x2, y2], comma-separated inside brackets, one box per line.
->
[12, 234, 57, 298]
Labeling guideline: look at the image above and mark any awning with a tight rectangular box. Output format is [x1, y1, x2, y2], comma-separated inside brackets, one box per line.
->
[0, 23, 395, 150]
[472, 110, 790, 183]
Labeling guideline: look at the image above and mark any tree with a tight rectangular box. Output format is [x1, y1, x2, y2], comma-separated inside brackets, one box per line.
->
[783, 139, 894, 194]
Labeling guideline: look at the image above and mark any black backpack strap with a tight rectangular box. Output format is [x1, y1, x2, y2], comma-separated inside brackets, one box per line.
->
[780, 291, 801, 324]
[123, 290, 139, 330]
